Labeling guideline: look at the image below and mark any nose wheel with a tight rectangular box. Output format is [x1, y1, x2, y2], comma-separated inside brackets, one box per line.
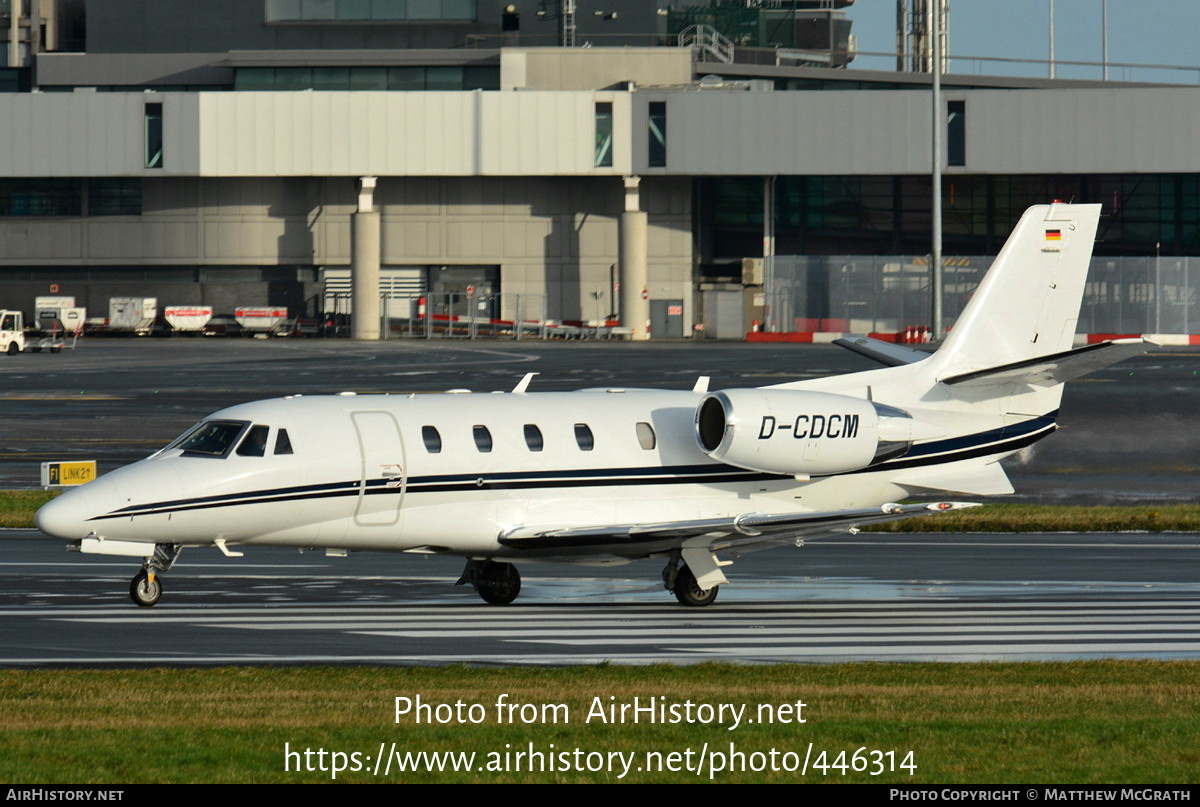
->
[127, 543, 182, 607]
[130, 570, 162, 607]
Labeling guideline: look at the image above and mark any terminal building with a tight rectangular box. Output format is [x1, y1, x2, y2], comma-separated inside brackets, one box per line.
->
[2, 0, 1199, 337]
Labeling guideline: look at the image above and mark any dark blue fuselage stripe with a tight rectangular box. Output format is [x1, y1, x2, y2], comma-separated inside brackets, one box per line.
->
[88, 414, 1057, 521]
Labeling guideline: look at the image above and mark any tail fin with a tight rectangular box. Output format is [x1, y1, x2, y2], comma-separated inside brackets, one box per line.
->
[931, 203, 1101, 379]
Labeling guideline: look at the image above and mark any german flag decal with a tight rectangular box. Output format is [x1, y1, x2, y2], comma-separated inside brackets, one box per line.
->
[1045, 229, 1062, 241]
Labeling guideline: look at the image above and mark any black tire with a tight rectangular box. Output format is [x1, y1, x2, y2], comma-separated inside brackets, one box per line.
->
[130, 570, 162, 607]
[50, 346, 61, 353]
[475, 561, 521, 605]
[6, 342, 18, 355]
[673, 565, 718, 607]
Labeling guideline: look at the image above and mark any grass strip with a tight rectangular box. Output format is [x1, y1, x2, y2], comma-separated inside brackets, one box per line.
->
[2, 662, 1198, 784]
[864, 503, 1200, 533]
[0, 489, 56, 528]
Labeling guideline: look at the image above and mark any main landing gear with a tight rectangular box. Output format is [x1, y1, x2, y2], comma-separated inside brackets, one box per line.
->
[662, 556, 719, 607]
[457, 559, 522, 605]
[128, 544, 182, 607]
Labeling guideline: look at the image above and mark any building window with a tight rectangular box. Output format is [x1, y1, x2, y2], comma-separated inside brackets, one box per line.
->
[947, 100, 965, 167]
[145, 103, 164, 169]
[523, 424, 544, 452]
[648, 101, 666, 168]
[594, 102, 613, 168]
[574, 423, 595, 451]
[88, 179, 142, 216]
[422, 425, 442, 453]
[0, 179, 82, 216]
[234, 65, 498, 92]
[264, 0, 477, 23]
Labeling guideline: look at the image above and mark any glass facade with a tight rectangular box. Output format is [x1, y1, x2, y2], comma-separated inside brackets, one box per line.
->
[264, 0, 476, 23]
[88, 180, 143, 216]
[234, 66, 498, 91]
[0, 179, 83, 216]
[699, 173, 1200, 268]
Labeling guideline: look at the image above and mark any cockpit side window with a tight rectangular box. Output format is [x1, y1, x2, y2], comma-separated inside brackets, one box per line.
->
[175, 420, 249, 458]
[236, 424, 269, 457]
[274, 428, 294, 455]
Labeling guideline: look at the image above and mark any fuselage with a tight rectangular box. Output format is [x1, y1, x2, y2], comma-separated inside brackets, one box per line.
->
[36, 387, 927, 563]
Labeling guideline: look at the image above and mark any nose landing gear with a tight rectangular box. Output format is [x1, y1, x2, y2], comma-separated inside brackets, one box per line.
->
[128, 544, 182, 607]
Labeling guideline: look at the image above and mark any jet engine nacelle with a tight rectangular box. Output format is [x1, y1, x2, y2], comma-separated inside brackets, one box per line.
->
[694, 389, 913, 476]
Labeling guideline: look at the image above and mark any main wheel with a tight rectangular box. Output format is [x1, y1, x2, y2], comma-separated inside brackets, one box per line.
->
[475, 561, 521, 605]
[673, 565, 718, 607]
[6, 342, 17, 355]
[130, 570, 162, 607]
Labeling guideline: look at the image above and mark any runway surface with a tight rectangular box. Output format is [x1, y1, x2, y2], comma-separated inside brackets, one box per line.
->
[4, 530, 1198, 666]
[1, 338, 1196, 667]
[0, 337, 1195, 502]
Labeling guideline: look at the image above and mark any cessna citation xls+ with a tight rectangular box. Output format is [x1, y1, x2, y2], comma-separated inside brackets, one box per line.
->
[36, 203, 1146, 607]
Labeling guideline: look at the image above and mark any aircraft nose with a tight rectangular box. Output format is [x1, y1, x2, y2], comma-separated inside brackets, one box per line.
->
[35, 477, 120, 540]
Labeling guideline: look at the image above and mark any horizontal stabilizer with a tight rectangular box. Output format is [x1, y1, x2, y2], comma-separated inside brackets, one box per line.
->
[941, 339, 1151, 389]
[834, 336, 932, 367]
[499, 501, 979, 550]
[890, 460, 1014, 496]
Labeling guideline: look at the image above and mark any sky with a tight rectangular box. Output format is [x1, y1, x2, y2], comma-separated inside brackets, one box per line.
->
[845, 0, 1200, 83]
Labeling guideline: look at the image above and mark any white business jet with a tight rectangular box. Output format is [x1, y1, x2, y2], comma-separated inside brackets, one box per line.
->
[36, 203, 1147, 607]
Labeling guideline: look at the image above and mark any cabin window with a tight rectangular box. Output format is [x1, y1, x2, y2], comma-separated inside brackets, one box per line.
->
[422, 425, 442, 454]
[524, 424, 544, 452]
[236, 425, 269, 457]
[274, 428, 294, 455]
[574, 423, 594, 451]
[473, 425, 493, 453]
[636, 422, 656, 450]
[174, 420, 248, 458]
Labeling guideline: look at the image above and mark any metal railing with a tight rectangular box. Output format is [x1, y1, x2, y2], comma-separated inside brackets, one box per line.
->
[678, 24, 735, 65]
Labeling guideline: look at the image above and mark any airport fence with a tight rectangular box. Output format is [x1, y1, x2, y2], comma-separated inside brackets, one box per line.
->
[763, 255, 1200, 336]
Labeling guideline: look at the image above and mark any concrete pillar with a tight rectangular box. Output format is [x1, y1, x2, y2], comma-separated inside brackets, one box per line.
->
[351, 176, 381, 340]
[619, 176, 649, 341]
[10, 0, 21, 68]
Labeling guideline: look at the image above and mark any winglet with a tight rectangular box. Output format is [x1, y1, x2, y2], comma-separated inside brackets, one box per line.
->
[512, 372, 538, 394]
[692, 376, 710, 394]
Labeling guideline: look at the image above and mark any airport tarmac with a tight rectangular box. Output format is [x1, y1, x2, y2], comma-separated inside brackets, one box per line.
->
[1, 338, 1196, 666]
[0, 337, 1195, 503]
[2, 529, 1198, 666]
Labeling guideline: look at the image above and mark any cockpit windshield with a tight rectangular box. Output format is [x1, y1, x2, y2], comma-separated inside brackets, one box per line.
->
[167, 420, 250, 458]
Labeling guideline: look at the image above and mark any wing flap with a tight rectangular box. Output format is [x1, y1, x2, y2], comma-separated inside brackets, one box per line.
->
[499, 501, 979, 550]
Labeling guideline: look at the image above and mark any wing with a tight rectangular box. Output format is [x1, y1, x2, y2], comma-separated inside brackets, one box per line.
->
[498, 501, 977, 558]
[834, 335, 932, 367]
